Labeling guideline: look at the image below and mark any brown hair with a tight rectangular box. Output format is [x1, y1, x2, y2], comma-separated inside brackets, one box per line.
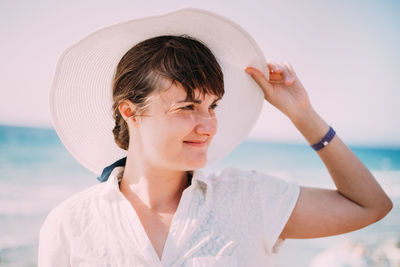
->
[112, 35, 224, 150]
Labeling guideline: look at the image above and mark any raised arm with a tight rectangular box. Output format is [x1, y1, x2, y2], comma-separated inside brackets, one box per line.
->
[245, 62, 392, 239]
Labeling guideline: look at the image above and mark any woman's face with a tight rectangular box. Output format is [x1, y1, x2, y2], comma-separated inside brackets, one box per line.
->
[135, 80, 221, 171]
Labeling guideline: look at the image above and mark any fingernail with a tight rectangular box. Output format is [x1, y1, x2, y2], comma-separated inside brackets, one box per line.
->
[286, 79, 294, 85]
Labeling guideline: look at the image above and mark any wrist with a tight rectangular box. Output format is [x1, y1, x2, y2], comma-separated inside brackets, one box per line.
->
[288, 105, 317, 125]
[289, 106, 331, 146]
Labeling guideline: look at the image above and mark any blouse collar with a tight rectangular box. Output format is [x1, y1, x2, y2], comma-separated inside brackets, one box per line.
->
[98, 157, 209, 199]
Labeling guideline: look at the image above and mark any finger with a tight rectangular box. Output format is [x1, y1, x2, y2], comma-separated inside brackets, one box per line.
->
[269, 73, 284, 83]
[277, 61, 294, 86]
[268, 61, 293, 85]
[245, 66, 273, 98]
[267, 62, 283, 74]
[284, 61, 294, 73]
[283, 68, 295, 86]
[283, 61, 294, 76]
[283, 62, 296, 85]
[267, 61, 284, 83]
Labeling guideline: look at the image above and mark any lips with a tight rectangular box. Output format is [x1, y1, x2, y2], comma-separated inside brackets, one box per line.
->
[183, 140, 207, 147]
[184, 140, 207, 144]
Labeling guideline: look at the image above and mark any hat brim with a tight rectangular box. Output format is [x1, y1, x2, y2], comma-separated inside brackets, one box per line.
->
[50, 8, 268, 175]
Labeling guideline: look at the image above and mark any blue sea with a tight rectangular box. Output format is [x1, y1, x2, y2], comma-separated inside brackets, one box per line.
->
[0, 124, 399, 266]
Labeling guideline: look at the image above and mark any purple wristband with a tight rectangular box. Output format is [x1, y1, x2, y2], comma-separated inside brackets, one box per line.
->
[311, 126, 336, 151]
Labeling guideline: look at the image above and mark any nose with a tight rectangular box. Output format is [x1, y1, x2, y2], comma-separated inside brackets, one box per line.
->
[194, 113, 218, 137]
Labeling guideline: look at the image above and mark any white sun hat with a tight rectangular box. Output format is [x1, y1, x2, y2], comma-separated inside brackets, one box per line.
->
[50, 8, 268, 176]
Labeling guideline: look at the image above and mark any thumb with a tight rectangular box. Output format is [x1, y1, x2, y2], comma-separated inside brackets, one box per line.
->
[245, 66, 273, 99]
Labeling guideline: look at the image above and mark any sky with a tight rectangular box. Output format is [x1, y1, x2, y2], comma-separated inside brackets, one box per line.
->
[1, 0, 399, 147]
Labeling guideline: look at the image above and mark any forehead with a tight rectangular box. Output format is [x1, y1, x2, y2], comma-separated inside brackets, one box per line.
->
[158, 79, 189, 103]
[156, 79, 219, 105]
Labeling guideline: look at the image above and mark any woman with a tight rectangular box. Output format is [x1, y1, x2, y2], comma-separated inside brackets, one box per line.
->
[39, 8, 392, 266]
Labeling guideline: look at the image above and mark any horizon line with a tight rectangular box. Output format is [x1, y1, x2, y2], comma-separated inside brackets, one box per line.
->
[1, 123, 400, 150]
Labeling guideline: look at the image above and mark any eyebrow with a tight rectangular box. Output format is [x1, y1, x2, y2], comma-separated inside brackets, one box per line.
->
[176, 96, 222, 104]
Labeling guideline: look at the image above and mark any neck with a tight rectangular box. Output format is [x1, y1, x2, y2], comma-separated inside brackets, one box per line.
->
[119, 155, 190, 213]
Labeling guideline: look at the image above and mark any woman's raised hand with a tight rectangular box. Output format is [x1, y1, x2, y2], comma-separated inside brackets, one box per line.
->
[245, 61, 311, 120]
[246, 61, 393, 241]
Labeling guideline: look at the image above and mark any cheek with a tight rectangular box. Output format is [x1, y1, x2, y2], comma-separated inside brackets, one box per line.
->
[164, 117, 195, 145]
[144, 117, 194, 151]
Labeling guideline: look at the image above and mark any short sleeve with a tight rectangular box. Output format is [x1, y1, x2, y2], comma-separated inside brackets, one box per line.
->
[253, 170, 300, 254]
[38, 206, 71, 267]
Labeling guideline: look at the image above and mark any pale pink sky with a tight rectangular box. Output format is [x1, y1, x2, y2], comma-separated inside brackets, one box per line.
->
[1, 0, 399, 146]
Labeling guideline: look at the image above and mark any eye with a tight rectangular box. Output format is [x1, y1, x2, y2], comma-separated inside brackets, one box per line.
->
[179, 103, 219, 111]
[210, 103, 219, 110]
[181, 105, 195, 110]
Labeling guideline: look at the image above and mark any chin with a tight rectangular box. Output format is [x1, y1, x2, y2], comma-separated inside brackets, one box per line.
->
[185, 156, 207, 170]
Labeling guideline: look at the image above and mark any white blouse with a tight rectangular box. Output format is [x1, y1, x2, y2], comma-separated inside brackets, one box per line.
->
[38, 167, 299, 267]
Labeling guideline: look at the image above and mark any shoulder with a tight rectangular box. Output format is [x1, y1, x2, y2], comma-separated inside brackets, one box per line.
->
[39, 182, 106, 233]
[210, 167, 296, 191]
[201, 167, 298, 203]
[55, 182, 105, 212]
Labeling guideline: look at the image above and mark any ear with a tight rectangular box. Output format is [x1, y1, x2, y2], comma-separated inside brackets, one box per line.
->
[118, 100, 138, 127]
